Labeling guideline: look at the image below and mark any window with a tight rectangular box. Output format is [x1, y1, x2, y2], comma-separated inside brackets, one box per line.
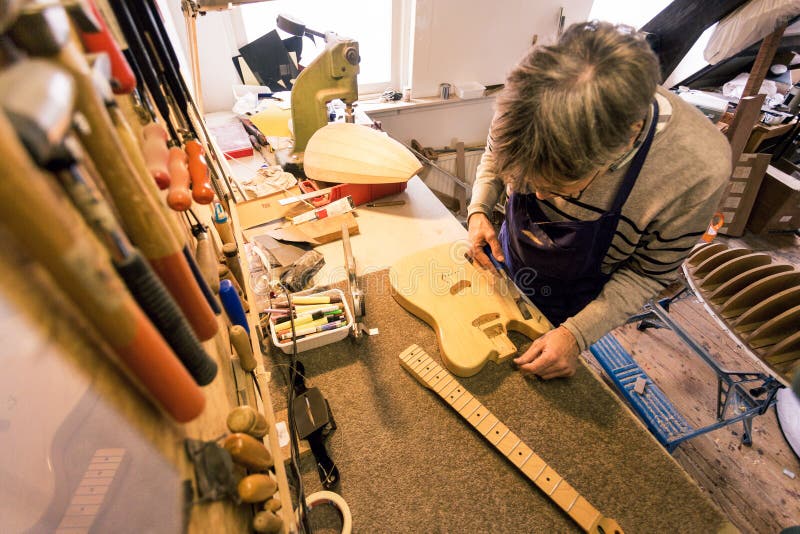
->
[232, 0, 406, 95]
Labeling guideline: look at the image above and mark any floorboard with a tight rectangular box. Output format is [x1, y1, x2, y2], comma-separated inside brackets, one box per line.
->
[585, 231, 800, 534]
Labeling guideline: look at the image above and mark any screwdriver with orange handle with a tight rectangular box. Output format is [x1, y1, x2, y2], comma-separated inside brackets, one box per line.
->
[0, 108, 206, 423]
[9, 4, 219, 341]
[0, 58, 218, 387]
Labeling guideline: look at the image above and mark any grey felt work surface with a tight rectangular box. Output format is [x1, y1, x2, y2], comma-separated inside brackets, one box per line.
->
[267, 270, 731, 533]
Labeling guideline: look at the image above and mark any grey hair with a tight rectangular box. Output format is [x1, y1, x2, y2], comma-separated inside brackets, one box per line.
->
[491, 21, 660, 190]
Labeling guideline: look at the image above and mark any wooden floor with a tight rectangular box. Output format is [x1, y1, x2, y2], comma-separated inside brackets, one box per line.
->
[585, 231, 800, 534]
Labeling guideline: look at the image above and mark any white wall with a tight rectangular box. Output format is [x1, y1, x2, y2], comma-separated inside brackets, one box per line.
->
[411, 0, 593, 98]
[368, 98, 496, 147]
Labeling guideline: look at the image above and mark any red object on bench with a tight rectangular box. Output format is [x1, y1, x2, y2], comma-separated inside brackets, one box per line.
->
[299, 180, 407, 208]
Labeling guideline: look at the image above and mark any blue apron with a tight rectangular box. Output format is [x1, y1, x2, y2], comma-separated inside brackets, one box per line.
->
[498, 101, 658, 326]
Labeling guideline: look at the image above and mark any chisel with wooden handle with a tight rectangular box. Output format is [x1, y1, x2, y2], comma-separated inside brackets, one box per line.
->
[0, 58, 218, 386]
[84, 55, 221, 317]
[0, 109, 205, 422]
[9, 4, 218, 341]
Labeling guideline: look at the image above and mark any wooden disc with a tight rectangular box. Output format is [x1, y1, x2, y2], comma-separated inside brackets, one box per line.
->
[763, 330, 800, 368]
[732, 286, 800, 334]
[748, 304, 800, 349]
[686, 242, 727, 267]
[692, 248, 750, 278]
[698, 252, 772, 291]
[708, 264, 795, 305]
[720, 271, 800, 319]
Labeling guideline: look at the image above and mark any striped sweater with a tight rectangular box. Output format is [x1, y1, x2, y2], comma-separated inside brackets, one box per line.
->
[467, 87, 732, 351]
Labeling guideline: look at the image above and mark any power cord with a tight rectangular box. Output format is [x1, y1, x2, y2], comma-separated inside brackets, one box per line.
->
[279, 285, 313, 534]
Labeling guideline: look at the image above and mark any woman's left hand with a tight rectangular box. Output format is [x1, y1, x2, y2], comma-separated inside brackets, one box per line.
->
[513, 326, 580, 379]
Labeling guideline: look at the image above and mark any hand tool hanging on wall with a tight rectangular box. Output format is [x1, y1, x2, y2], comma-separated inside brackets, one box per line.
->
[8, 4, 219, 341]
[107, 0, 234, 206]
[82, 49, 221, 317]
[102, 0, 214, 208]
[71, 0, 136, 94]
[0, 58, 217, 386]
[0, 108, 205, 422]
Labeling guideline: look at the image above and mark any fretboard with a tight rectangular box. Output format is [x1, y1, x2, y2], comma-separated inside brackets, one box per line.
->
[400, 344, 623, 534]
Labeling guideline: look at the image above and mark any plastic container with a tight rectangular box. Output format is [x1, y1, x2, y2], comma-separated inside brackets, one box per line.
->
[269, 288, 352, 354]
[455, 81, 486, 99]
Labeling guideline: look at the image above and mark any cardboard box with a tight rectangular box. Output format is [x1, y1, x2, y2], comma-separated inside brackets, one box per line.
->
[747, 162, 800, 233]
[717, 152, 771, 237]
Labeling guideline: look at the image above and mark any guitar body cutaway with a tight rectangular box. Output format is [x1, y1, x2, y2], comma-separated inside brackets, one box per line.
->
[390, 241, 553, 377]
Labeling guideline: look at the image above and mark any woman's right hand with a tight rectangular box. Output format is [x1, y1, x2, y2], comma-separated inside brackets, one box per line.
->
[468, 212, 504, 272]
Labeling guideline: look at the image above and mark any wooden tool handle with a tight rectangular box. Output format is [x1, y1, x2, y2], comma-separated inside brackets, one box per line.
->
[141, 122, 170, 189]
[400, 344, 623, 534]
[0, 111, 204, 422]
[184, 139, 215, 204]
[195, 230, 220, 293]
[76, 0, 136, 94]
[230, 324, 256, 371]
[166, 145, 191, 211]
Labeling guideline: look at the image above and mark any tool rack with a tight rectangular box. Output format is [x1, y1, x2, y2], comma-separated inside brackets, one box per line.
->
[589, 287, 782, 453]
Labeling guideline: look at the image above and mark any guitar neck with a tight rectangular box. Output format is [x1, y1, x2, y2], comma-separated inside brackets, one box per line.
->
[400, 344, 623, 534]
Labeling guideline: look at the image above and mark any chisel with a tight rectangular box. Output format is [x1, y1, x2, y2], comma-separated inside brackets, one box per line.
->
[482, 244, 535, 321]
[0, 59, 218, 386]
[0, 108, 205, 422]
[8, 4, 219, 341]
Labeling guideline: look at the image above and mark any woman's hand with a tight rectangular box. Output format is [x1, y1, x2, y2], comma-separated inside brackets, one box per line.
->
[468, 212, 504, 272]
[513, 326, 580, 379]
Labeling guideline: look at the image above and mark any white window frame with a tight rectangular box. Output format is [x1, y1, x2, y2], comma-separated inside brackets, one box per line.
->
[228, 0, 413, 99]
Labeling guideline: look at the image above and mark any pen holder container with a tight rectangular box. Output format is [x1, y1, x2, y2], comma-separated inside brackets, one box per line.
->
[269, 288, 353, 354]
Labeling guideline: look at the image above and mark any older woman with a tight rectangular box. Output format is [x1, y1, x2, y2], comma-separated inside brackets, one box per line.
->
[468, 21, 731, 379]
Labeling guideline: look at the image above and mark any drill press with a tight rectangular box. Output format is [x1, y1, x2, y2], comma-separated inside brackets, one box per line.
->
[274, 14, 360, 172]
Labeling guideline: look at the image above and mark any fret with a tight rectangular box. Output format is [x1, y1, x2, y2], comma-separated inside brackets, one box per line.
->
[569, 497, 603, 531]
[427, 368, 448, 389]
[496, 432, 521, 456]
[466, 404, 490, 427]
[400, 345, 421, 363]
[399, 345, 621, 533]
[420, 364, 441, 384]
[410, 355, 433, 374]
[452, 391, 473, 411]
[550, 480, 580, 511]
[405, 349, 427, 366]
[444, 385, 467, 406]
[475, 413, 499, 436]
[534, 466, 562, 495]
[438, 379, 460, 399]
[486, 421, 510, 446]
[432, 375, 454, 394]
[459, 397, 481, 418]
[508, 441, 533, 468]
[57, 449, 125, 534]
[520, 453, 546, 481]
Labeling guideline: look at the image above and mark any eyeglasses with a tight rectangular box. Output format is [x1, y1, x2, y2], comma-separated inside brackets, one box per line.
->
[532, 165, 605, 200]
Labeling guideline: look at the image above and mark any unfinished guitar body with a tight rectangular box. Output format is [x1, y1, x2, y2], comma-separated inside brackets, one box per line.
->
[390, 241, 552, 377]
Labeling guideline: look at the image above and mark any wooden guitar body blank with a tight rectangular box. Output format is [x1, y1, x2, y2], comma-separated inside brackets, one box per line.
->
[390, 242, 552, 377]
[303, 123, 423, 184]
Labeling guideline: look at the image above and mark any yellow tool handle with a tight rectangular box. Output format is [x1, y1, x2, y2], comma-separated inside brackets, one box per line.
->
[230, 324, 257, 371]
